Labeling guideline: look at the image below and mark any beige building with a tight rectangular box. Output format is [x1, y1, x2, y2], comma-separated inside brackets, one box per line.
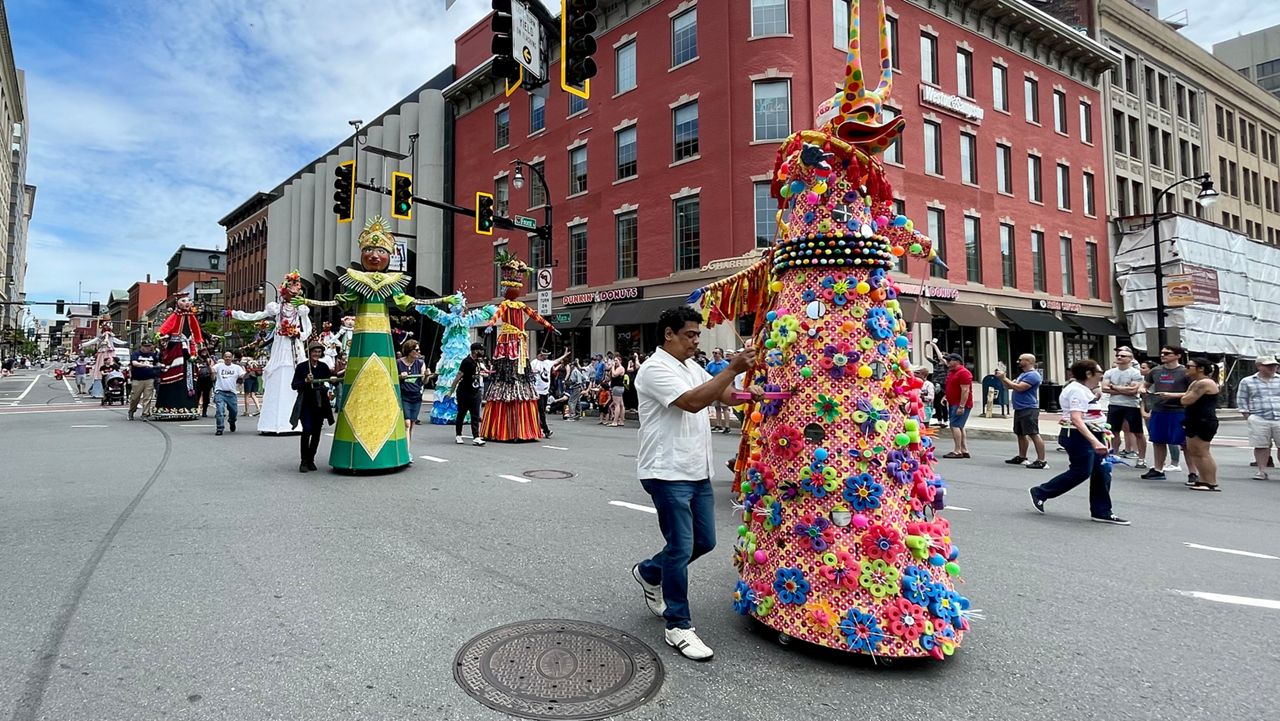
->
[0, 3, 27, 335]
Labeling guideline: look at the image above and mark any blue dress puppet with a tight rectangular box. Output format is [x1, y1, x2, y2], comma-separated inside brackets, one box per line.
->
[416, 291, 497, 424]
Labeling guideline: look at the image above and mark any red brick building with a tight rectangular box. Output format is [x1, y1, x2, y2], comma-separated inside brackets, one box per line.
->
[219, 192, 275, 314]
[445, 0, 1118, 380]
[126, 278, 168, 347]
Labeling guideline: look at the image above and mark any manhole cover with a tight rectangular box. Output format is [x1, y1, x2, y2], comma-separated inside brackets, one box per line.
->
[454, 619, 664, 721]
[523, 469, 576, 480]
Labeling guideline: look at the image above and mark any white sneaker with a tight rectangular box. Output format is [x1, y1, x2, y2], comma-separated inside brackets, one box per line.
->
[664, 627, 713, 661]
[455, 436, 465, 444]
[631, 564, 666, 617]
[1164, 464, 1182, 472]
[473, 437, 486, 446]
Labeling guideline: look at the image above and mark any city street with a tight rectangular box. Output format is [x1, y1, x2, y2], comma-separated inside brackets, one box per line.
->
[2, 369, 1278, 720]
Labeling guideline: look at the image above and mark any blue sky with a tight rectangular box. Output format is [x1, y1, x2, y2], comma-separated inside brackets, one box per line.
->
[8, 0, 1277, 322]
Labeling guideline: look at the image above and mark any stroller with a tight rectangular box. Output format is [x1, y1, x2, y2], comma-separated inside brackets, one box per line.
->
[102, 376, 127, 406]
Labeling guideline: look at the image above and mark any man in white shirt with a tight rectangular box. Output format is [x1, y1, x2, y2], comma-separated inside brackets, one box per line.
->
[213, 351, 246, 436]
[529, 348, 571, 438]
[630, 306, 759, 662]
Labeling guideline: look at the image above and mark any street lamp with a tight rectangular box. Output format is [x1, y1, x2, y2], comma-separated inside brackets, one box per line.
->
[258, 280, 279, 301]
[1151, 173, 1218, 350]
[510, 158, 553, 264]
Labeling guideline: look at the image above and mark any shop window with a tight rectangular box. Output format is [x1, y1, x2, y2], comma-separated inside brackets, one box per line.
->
[674, 196, 701, 272]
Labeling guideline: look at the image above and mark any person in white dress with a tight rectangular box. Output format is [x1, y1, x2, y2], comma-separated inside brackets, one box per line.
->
[225, 271, 311, 434]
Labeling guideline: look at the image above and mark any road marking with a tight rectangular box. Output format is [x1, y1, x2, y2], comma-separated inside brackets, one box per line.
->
[180, 424, 213, 428]
[70, 425, 108, 428]
[1183, 542, 1278, 560]
[499, 474, 532, 484]
[542, 445, 569, 450]
[0, 407, 114, 416]
[418, 455, 449, 463]
[944, 505, 972, 512]
[609, 500, 657, 514]
[1171, 589, 1280, 610]
[8, 373, 41, 406]
[61, 376, 83, 403]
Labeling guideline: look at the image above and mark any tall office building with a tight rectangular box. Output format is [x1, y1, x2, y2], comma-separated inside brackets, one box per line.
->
[1213, 24, 1280, 99]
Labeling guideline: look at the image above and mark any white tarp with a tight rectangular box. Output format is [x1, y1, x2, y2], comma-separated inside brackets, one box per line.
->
[1114, 216, 1280, 356]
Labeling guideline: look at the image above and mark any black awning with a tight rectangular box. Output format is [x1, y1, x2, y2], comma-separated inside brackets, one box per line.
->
[933, 301, 1007, 329]
[548, 307, 590, 329]
[895, 297, 931, 323]
[597, 297, 689, 326]
[997, 307, 1074, 333]
[1064, 313, 1128, 336]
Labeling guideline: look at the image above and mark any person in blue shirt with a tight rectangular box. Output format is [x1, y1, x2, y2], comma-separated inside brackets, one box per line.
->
[703, 348, 732, 433]
[996, 353, 1048, 469]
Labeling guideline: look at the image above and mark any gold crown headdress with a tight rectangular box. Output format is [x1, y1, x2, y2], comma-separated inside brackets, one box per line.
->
[358, 216, 396, 253]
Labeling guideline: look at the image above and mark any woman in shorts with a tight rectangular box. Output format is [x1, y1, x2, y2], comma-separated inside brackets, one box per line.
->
[1160, 357, 1220, 491]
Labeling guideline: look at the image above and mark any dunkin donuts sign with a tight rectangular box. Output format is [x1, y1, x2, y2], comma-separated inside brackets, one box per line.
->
[562, 286, 644, 305]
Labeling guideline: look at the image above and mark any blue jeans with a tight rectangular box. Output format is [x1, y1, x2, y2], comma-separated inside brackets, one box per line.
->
[214, 390, 238, 431]
[1032, 430, 1114, 518]
[636, 478, 716, 630]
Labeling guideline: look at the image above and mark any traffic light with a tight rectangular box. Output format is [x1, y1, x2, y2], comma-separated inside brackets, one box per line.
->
[91, 301, 101, 317]
[391, 172, 413, 221]
[561, 0, 598, 97]
[125, 320, 132, 333]
[55, 299, 65, 315]
[490, 0, 523, 95]
[333, 160, 355, 223]
[476, 192, 495, 236]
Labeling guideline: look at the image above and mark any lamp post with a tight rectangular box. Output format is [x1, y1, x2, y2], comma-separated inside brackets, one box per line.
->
[1151, 173, 1218, 350]
[511, 159, 553, 265]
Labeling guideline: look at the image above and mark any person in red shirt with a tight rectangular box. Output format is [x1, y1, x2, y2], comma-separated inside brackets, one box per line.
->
[942, 353, 974, 459]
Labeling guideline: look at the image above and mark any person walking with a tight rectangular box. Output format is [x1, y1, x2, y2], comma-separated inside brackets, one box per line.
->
[1160, 357, 1221, 491]
[607, 357, 627, 427]
[127, 340, 160, 420]
[212, 351, 245, 436]
[242, 359, 262, 416]
[997, 353, 1048, 469]
[451, 342, 487, 446]
[924, 340, 949, 428]
[398, 339, 426, 445]
[291, 342, 334, 472]
[1237, 355, 1280, 480]
[73, 354, 89, 395]
[195, 348, 214, 417]
[630, 306, 759, 661]
[563, 359, 588, 420]
[530, 348, 571, 438]
[1141, 346, 1195, 481]
[1029, 359, 1130, 525]
[941, 353, 973, 458]
[1103, 349, 1148, 469]
[704, 349, 731, 433]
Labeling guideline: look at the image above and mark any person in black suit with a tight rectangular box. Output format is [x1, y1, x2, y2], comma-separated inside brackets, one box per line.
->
[291, 342, 335, 472]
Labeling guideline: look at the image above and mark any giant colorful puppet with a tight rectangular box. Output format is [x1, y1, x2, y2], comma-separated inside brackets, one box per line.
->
[153, 294, 205, 420]
[225, 271, 310, 434]
[416, 291, 497, 425]
[299, 217, 452, 472]
[478, 251, 557, 442]
[81, 318, 127, 398]
[688, 0, 970, 659]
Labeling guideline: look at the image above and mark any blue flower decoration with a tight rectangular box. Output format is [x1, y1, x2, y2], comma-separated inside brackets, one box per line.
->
[801, 464, 831, 499]
[733, 580, 754, 615]
[866, 308, 895, 340]
[843, 473, 884, 511]
[768, 501, 782, 528]
[794, 352, 809, 367]
[901, 566, 934, 606]
[886, 450, 919, 485]
[761, 383, 785, 416]
[839, 607, 887, 654]
[801, 289, 817, 302]
[929, 588, 966, 627]
[773, 567, 810, 605]
[766, 349, 784, 367]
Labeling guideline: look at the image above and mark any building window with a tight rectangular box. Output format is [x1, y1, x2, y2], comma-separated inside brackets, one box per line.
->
[569, 91, 587, 116]
[672, 9, 698, 66]
[751, 0, 788, 37]
[1188, 90, 1200, 126]
[569, 146, 588, 195]
[1147, 124, 1159, 168]
[1144, 66, 1156, 104]
[1158, 73, 1169, 110]
[1123, 55, 1137, 94]
[1053, 90, 1067, 133]
[996, 144, 1012, 193]
[1000, 223, 1016, 287]
[957, 49, 973, 97]
[1031, 230, 1046, 291]
[882, 107, 902, 164]
[616, 212, 638, 279]
[964, 216, 981, 283]
[1056, 164, 1071, 210]
[1024, 77, 1039, 123]
[1112, 109, 1125, 155]
[960, 132, 977, 184]
[674, 197, 701, 271]
[753, 80, 791, 141]
[1127, 116, 1140, 158]
[530, 94, 545, 133]
[616, 126, 637, 180]
[927, 208, 946, 279]
[1079, 101, 1092, 143]
[673, 101, 699, 161]
[1132, 179, 1144, 213]
[1191, 144, 1202, 175]
[495, 176, 509, 217]
[886, 15, 898, 69]
[495, 108, 509, 149]
[1083, 171, 1095, 216]
[1086, 242, 1099, 299]
[754, 181, 775, 247]
[493, 242, 508, 296]
[833, 0, 848, 49]
[529, 161, 546, 208]
[921, 33, 938, 85]
[923, 120, 942, 175]
[569, 224, 588, 286]
[992, 64, 1008, 111]
[1028, 154, 1042, 203]
[1060, 235, 1074, 295]
[1115, 176, 1130, 216]
[530, 233, 550, 271]
[1161, 130, 1173, 171]
[616, 42, 637, 94]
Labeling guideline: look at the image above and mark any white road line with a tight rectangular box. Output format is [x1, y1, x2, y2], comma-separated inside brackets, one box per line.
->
[62, 375, 83, 403]
[70, 424, 108, 428]
[542, 445, 569, 450]
[418, 455, 449, 463]
[8, 373, 41, 406]
[180, 424, 213, 428]
[944, 505, 972, 512]
[609, 500, 657, 514]
[0, 407, 114, 416]
[1171, 589, 1280, 610]
[499, 474, 532, 484]
[1183, 542, 1278, 560]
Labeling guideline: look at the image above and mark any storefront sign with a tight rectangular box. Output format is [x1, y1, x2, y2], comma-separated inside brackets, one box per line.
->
[895, 282, 960, 301]
[920, 85, 985, 122]
[1036, 299, 1081, 313]
[702, 248, 766, 273]
[562, 286, 644, 305]
[1176, 265, 1221, 305]
[1164, 274, 1195, 307]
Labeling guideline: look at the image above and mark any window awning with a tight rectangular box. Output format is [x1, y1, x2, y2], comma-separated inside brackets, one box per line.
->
[1064, 313, 1128, 337]
[548, 307, 590, 329]
[895, 297, 930, 323]
[997, 307, 1075, 333]
[932, 301, 1007, 329]
[597, 297, 689, 326]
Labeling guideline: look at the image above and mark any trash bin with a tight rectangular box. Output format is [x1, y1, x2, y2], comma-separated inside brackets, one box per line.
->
[1040, 382, 1062, 412]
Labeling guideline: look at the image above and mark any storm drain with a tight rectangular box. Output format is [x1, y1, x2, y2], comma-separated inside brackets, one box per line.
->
[453, 619, 664, 720]
[522, 469, 576, 480]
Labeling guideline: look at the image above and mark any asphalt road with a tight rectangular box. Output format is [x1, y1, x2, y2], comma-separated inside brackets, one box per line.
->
[2, 369, 1278, 721]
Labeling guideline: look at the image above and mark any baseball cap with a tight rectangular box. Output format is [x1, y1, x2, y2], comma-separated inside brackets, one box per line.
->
[1258, 354, 1278, 365]
[537, 349, 550, 356]
[944, 353, 963, 362]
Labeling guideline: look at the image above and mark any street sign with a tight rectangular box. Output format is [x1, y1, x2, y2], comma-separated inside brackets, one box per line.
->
[511, 0, 542, 81]
[195, 288, 222, 295]
[537, 290, 552, 316]
[514, 214, 538, 230]
[535, 267, 553, 291]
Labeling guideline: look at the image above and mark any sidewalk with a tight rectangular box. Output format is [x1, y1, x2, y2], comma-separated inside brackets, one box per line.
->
[960, 409, 1251, 445]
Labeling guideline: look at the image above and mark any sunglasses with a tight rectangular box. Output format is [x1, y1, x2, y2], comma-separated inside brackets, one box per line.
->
[1160, 351, 1175, 356]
